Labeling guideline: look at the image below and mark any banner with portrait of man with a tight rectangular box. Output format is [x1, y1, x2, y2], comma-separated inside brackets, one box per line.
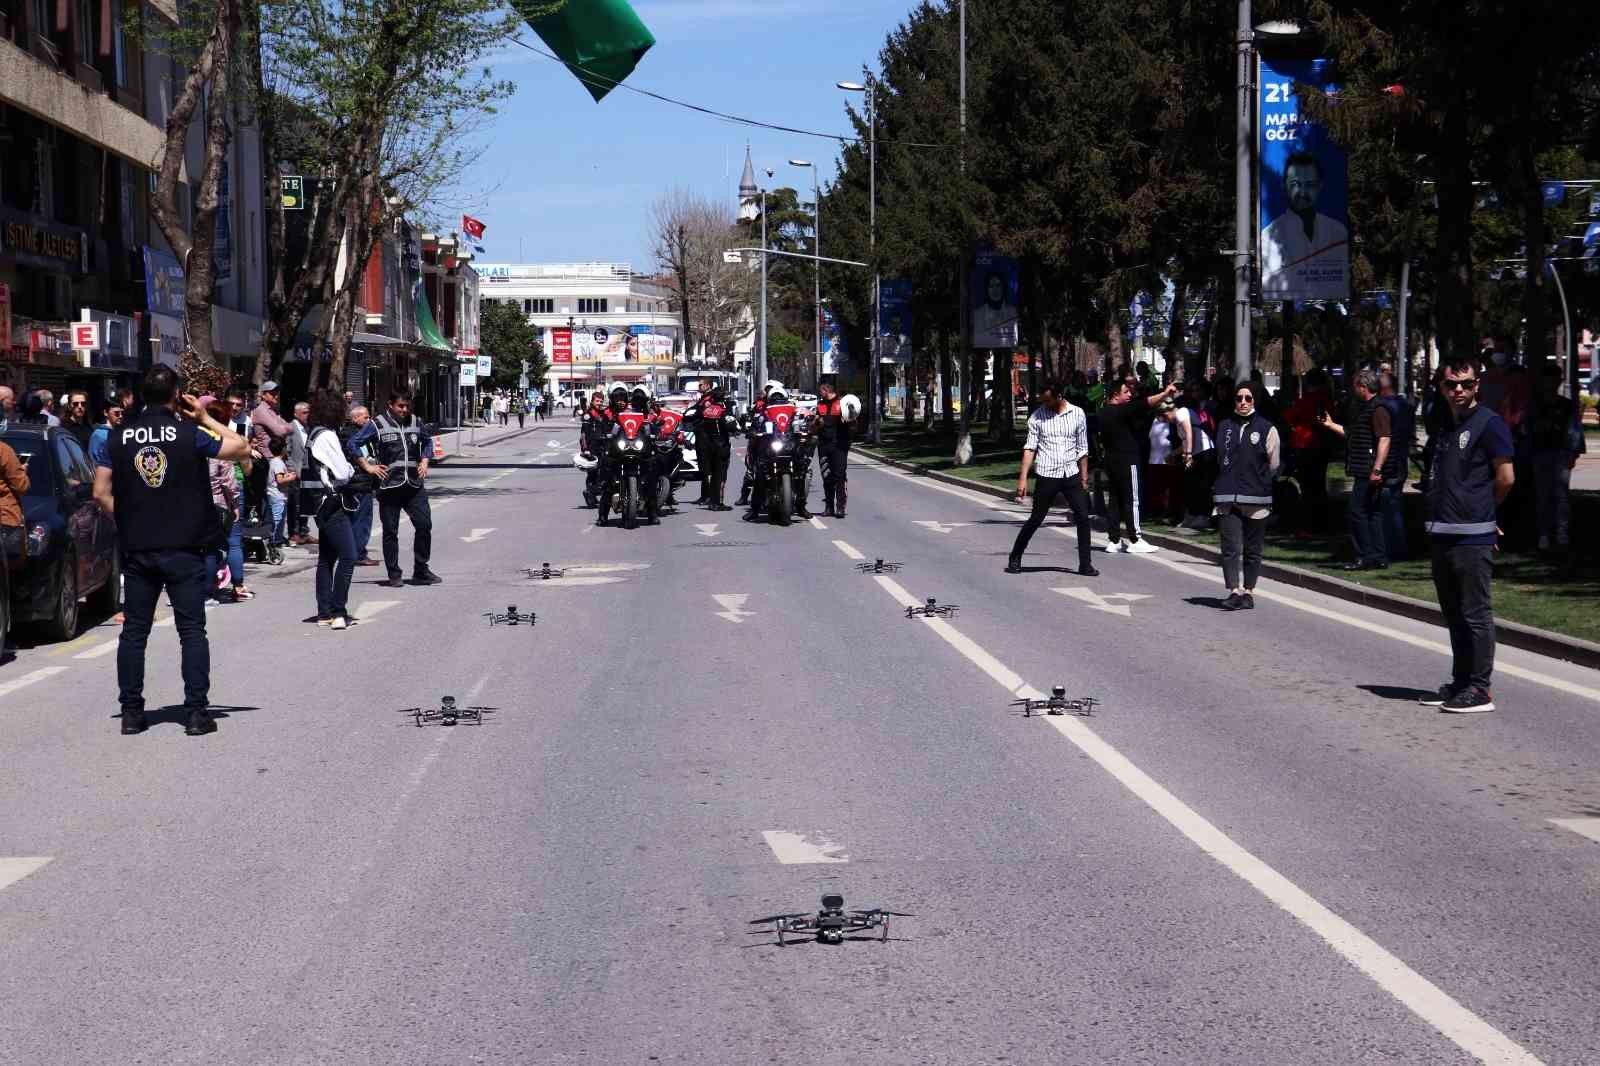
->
[970, 252, 1020, 349]
[1258, 57, 1349, 302]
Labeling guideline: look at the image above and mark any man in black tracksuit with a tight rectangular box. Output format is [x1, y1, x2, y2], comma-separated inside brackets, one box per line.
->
[1098, 374, 1178, 553]
[685, 387, 735, 510]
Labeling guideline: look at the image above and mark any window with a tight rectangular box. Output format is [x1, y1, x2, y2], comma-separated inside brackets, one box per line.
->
[526, 298, 553, 314]
[578, 297, 607, 314]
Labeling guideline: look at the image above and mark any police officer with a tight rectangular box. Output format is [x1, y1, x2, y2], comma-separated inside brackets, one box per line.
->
[686, 385, 735, 510]
[688, 380, 713, 503]
[814, 381, 855, 518]
[92, 365, 249, 736]
[1211, 381, 1280, 610]
[358, 389, 440, 588]
[579, 390, 610, 507]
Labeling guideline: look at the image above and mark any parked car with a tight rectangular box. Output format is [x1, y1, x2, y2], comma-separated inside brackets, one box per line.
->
[1, 427, 121, 641]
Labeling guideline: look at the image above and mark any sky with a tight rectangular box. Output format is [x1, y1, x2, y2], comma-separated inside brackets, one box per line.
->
[454, 0, 917, 272]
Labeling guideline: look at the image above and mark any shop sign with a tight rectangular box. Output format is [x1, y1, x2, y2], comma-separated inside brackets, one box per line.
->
[1, 209, 87, 272]
[142, 246, 187, 315]
[281, 175, 304, 210]
[87, 312, 139, 370]
[72, 321, 100, 351]
[150, 313, 184, 367]
[30, 327, 77, 367]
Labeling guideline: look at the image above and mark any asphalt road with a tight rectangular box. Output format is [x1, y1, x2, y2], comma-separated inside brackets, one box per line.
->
[2, 423, 1598, 1065]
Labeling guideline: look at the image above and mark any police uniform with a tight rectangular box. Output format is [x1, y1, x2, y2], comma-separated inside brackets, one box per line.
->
[371, 410, 437, 584]
[815, 397, 851, 516]
[686, 393, 734, 509]
[102, 406, 224, 734]
[1212, 411, 1278, 598]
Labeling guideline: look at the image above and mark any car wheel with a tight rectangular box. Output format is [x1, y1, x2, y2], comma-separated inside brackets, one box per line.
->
[91, 548, 122, 615]
[42, 550, 80, 642]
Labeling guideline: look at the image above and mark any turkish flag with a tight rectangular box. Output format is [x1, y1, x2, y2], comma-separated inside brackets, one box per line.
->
[461, 214, 486, 240]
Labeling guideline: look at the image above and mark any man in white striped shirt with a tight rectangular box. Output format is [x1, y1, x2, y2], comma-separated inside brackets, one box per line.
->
[1006, 381, 1097, 576]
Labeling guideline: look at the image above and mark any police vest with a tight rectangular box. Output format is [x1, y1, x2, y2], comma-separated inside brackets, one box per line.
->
[1424, 404, 1501, 537]
[1345, 397, 1379, 479]
[339, 422, 376, 493]
[1212, 414, 1275, 508]
[108, 408, 218, 552]
[693, 400, 732, 444]
[816, 399, 850, 445]
[373, 412, 423, 490]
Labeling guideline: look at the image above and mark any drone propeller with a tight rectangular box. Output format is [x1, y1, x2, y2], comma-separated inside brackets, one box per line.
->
[851, 908, 914, 917]
[748, 912, 810, 925]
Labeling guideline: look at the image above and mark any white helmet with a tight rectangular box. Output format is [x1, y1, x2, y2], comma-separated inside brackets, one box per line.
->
[763, 380, 785, 396]
[840, 394, 862, 421]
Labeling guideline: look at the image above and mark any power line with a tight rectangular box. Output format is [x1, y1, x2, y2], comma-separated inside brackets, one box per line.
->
[507, 37, 955, 151]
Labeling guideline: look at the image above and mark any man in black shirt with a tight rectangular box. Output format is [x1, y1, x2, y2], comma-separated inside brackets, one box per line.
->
[1099, 374, 1178, 554]
[94, 366, 250, 736]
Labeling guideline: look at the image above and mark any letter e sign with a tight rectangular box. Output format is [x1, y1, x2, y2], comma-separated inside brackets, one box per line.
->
[72, 322, 100, 350]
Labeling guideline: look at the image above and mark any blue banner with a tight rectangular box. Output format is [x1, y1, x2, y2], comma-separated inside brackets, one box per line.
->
[879, 279, 912, 362]
[1258, 57, 1349, 301]
[142, 246, 186, 316]
[1542, 181, 1566, 207]
[971, 252, 1019, 348]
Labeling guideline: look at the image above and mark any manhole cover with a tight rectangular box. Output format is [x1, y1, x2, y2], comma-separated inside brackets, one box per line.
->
[683, 540, 761, 548]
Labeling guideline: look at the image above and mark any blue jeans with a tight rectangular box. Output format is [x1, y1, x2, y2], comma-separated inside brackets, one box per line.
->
[1347, 480, 1387, 565]
[351, 491, 375, 560]
[1378, 482, 1406, 561]
[267, 493, 287, 545]
[119, 548, 210, 711]
[315, 506, 357, 620]
[226, 517, 245, 586]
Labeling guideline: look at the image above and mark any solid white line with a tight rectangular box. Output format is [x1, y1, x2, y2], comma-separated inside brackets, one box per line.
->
[761, 830, 848, 864]
[872, 571, 1542, 1065]
[73, 638, 122, 660]
[809, 516, 828, 530]
[0, 667, 69, 699]
[832, 539, 865, 560]
[1549, 817, 1600, 844]
[0, 857, 52, 892]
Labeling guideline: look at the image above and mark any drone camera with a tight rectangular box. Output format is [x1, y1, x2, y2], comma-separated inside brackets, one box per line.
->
[441, 696, 457, 710]
[508, 605, 517, 616]
[821, 893, 844, 910]
[1052, 685, 1067, 699]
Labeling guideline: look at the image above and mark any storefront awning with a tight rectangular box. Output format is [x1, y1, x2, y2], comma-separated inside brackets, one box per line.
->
[412, 281, 452, 352]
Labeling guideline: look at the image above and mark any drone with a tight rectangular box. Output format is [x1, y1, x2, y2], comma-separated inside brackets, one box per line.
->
[854, 558, 902, 574]
[398, 696, 493, 728]
[1011, 685, 1099, 718]
[748, 894, 912, 946]
[905, 597, 958, 620]
[485, 605, 536, 627]
[525, 563, 566, 580]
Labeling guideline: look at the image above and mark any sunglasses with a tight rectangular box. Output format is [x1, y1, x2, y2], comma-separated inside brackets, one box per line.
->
[1443, 379, 1478, 391]
[69, 400, 87, 407]
[1234, 394, 1254, 402]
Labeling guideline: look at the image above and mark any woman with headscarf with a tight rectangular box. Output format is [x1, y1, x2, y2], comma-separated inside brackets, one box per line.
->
[1211, 381, 1280, 610]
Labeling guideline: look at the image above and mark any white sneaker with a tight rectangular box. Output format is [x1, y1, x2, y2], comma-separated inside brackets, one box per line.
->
[1126, 539, 1159, 554]
[1104, 539, 1126, 553]
[330, 616, 348, 631]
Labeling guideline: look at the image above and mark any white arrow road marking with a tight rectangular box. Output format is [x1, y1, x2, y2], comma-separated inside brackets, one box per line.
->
[762, 830, 848, 864]
[713, 593, 753, 624]
[562, 563, 651, 574]
[460, 528, 496, 543]
[1550, 818, 1600, 844]
[580, 524, 594, 535]
[694, 523, 721, 537]
[1053, 587, 1152, 618]
[0, 667, 68, 700]
[914, 520, 972, 534]
[0, 857, 52, 892]
[547, 439, 563, 447]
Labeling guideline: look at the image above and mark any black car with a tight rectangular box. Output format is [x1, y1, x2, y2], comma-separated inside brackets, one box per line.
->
[1, 426, 120, 641]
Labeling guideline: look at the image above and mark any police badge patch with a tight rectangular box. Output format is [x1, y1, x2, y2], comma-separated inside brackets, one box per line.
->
[135, 445, 168, 488]
[1457, 430, 1471, 451]
[1250, 430, 1261, 445]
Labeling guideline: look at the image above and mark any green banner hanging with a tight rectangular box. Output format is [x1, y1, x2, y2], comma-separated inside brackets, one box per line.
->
[519, 0, 656, 103]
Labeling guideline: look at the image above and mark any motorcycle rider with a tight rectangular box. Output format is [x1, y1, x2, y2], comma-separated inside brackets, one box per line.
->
[650, 396, 685, 511]
[579, 390, 610, 506]
[745, 387, 798, 520]
[685, 385, 736, 510]
[814, 381, 855, 517]
[689, 380, 713, 503]
[736, 381, 782, 508]
[594, 386, 633, 525]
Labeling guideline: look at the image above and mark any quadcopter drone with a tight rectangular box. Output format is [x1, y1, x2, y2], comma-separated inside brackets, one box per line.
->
[485, 605, 536, 627]
[398, 696, 493, 728]
[1011, 685, 1099, 718]
[854, 558, 902, 574]
[748, 894, 912, 946]
[905, 597, 958, 620]
[525, 563, 566, 580]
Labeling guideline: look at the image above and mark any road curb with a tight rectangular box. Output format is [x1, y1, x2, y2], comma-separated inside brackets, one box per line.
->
[434, 423, 556, 461]
[853, 445, 1600, 671]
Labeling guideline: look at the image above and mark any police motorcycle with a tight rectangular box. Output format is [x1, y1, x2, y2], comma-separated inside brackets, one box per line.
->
[647, 399, 688, 518]
[596, 401, 655, 530]
[743, 390, 802, 526]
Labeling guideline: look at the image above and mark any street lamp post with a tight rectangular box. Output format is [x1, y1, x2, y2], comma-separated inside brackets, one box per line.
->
[759, 187, 768, 393]
[790, 158, 821, 389]
[839, 72, 879, 443]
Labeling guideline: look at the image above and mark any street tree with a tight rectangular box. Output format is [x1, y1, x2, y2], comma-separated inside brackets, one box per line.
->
[479, 301, 546, 391]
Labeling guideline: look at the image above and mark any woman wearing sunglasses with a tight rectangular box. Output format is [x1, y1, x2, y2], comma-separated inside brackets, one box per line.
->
[1211, 382, 1280, 610]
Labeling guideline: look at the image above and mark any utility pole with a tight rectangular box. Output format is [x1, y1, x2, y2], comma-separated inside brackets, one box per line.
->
[867, 69, 880, 444]
[955, 0, 972, 458]
[1233, 0, 1254, 385]
[758, 187, 768, 395]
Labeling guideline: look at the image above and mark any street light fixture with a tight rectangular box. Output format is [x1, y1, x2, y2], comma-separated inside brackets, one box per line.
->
[790, 158, 822, 388]
[838, 74, 879, 443]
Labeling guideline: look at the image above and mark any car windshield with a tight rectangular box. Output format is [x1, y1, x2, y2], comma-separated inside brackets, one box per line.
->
[2, 436, 52, 497]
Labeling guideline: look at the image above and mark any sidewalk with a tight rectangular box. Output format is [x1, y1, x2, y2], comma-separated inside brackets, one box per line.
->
[855, 424, 1600, 668]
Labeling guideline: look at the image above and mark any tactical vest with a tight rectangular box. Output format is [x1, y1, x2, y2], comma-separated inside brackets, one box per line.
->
[108, 408, 218, 552]
[1424, 404, 1501, 538]
[816, 398, 850, 445]
[373, 412, 423, 491]
[1345, 396, 1379, 479]
[1212, 414, 1275, 508]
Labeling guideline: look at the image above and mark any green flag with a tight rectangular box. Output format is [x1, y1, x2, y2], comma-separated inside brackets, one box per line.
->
[520, 0, 656, 103]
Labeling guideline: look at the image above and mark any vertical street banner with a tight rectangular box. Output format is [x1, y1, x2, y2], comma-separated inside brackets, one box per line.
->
[879, 279, 912, 363]
[1258, 57, 1348, 302]
[820, 305, 844, 375]
[971, 252, 1019, 348]
[551, 328, 573, 363]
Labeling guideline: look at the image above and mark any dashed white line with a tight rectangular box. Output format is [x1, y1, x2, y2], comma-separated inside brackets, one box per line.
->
[762, 830, 849, 864]
[0, 667, 69, 699]
[352, 600, 401, 622]
[808, 516, 828, 530]
[832, 539, 865, 560]
[0, 857, 52, 892]
[1549, 817, 1600, 844]
[835, 537, 1543, 1066]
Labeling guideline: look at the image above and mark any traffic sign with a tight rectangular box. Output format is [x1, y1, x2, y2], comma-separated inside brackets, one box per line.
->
[476, 355, 492, 377]
[280, 175, 304, 211]
[460, 361, 477, 386]
[722, 250, 742, 263]
[593, 326, 609, 343]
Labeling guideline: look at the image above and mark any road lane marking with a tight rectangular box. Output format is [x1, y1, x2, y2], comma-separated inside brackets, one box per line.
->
[73, 638, 121, 660]
[353, 600, 401, 623]
[832, 539, 865, 560]
[762, 830, 848, 864]
[0, 857, 52, 892]
[839, 540, 1542, 1065]
[694, 523, 721, 537]
[562, 563, 651, 574]
[808, 516, 828, 529]
[460, 527, 496, 543]
[914, 520, 972, 534]
[1549, 818, 1600, 844]
[433, 498, 457, 507]
[1053, 587, 1151, 618]
[523, 575, 623, 587]
[713, 593, 753, 624]
[0, 667, 69, 699]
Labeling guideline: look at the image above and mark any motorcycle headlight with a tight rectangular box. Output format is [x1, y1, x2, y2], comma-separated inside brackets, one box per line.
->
[629, 438, 644, 451]
[770, 438, 785, 452]
[612, 439, 625, 452]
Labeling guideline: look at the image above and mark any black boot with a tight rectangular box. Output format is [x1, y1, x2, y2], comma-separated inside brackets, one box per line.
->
[185, 708, 216, 736]
[121, 707, 147, 735]
[1004, 556, 1022, 574]
[835, 483, 847, 518]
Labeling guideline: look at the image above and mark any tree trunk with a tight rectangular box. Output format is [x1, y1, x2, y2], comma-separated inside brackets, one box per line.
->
[1191, 284, 1215, 382]
[1162, 280, 1188, 385]
[939, 329, 953, 432]
[1518, 141, 1548, 365]
[1105, 308, 1123, 374]
[327, 169, 381, 390]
